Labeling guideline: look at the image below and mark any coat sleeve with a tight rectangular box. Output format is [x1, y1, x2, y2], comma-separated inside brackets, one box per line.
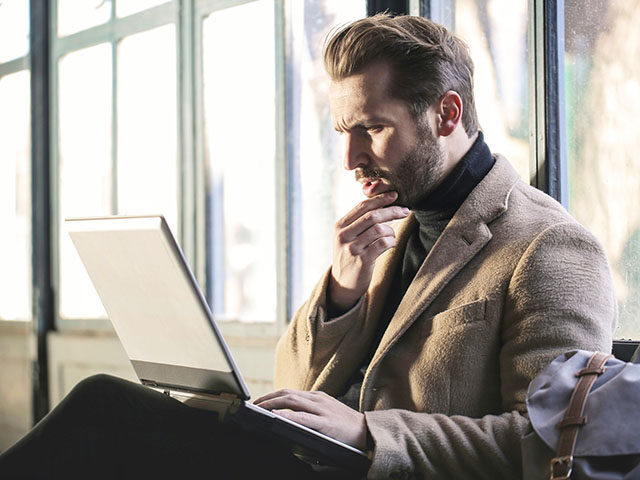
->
[363, 222, 617, 480]
[274, 267, 367, 391]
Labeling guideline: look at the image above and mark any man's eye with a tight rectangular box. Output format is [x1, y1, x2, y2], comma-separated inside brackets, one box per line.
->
[366, 126, 383, 133]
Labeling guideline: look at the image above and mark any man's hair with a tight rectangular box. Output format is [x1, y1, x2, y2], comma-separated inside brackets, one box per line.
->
[323, 14, 479, 136]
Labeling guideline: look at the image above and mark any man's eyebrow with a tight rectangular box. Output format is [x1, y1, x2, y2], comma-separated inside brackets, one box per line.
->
[335, 118, 388, 132]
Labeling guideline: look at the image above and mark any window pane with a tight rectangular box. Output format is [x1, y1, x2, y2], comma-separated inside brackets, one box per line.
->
[203, 0, 276, 321]
[57, 0, 112, 37]
[0, 0, 29, 62]
[0, 70, 31, 321]
[565, 0, 640, 339]
[453, 0, 530, 181]
[117, 25, 178, 232]
[117, 0, 169, 18]
[289, 1, 367, 311]
[58, 44, 112, 320]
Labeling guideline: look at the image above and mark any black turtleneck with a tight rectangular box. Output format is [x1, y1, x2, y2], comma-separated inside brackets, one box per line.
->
[400, 131, 495, 293]
[336, 132, 495, 409]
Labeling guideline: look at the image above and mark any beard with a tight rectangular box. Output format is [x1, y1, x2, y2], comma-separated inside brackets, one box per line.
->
[355, 123, 447, 208]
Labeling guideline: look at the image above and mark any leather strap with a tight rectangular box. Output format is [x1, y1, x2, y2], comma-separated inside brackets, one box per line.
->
[550, 351, 613, 480]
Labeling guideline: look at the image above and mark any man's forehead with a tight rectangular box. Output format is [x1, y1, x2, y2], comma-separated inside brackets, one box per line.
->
[329, 63, 394, 121]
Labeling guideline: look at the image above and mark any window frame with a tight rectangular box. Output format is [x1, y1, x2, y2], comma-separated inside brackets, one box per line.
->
[49, 0, 188, 332]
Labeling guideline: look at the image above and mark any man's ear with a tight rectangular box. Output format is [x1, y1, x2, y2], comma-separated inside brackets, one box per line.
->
[436, 91, 463, 137]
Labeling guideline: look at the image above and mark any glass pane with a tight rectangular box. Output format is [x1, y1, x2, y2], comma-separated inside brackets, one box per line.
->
[57, 0, 111, 37]
[203, 0, 276, 321]
[58, 43, 112, 319]
[117, 0, 169, 17]
[453, 0, 530, 181]
[117, 24, 178, 232]
[566, 0, 640, 339]
[289, 1, 367, 311]
[0, 70, 31, 321]
[0, 0, 30, 62]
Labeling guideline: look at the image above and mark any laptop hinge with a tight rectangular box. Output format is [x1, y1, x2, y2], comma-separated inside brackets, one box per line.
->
[144, 384, 243, 422]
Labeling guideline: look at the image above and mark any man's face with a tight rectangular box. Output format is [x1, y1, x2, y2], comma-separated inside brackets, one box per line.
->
[329, 62, 447, 208]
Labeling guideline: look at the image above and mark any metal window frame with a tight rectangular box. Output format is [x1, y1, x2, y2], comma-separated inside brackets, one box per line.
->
[0, 56, 30, 78]
[367, 0, 408, 16]
[530, 0, 568, 207]
[31, 0, 54, 424]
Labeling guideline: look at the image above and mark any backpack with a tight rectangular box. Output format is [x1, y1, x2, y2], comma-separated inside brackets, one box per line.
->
[521, 350, 640, 479]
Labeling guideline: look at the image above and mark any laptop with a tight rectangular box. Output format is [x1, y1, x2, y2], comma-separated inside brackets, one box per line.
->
[66, 214, 370, 472]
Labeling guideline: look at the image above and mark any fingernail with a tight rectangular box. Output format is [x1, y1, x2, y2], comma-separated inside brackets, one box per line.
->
[402, 208, 410, 215]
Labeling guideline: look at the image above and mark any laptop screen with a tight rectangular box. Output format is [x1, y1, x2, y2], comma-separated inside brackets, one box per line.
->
[66, 215, 249, 399]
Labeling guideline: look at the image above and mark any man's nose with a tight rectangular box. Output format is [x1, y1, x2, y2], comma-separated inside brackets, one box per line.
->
[343, 133, 369, 171]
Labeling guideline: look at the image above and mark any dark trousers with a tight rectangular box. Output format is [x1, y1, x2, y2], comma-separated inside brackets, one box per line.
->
[0, 374, 342, 479]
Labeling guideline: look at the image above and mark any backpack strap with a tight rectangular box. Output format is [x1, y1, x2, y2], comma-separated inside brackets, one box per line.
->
[550, 351, 613, 480]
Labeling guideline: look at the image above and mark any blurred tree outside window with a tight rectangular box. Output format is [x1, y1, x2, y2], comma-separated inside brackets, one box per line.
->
[451, 0, 530, 182]
[565, 0, 640, 339]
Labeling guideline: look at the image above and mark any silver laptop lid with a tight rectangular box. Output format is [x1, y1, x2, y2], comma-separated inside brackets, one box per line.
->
[66, 215, 250, 400]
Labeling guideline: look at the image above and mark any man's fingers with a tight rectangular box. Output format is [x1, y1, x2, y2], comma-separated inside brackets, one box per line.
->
[339, 205, 409, 242]
[361, 235, 397, 262]
[338, 191, 398, 227]
[345, 222, 396, 256]
[254, 389, 325, 405]
[255, 390, 328, 415]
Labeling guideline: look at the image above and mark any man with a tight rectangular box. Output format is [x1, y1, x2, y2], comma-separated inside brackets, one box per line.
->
[257, 13, 616, 479]
[0, 14, 615, 480]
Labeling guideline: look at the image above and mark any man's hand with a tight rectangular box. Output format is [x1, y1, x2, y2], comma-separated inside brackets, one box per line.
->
[254, 389, 369, 451]
[328, 191, 410, 314]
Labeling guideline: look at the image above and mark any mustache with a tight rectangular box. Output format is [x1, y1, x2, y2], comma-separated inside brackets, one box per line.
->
[355, 167, 387, 181]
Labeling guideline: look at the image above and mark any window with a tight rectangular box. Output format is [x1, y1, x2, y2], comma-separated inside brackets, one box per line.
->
[44, 0, 640, 342]
[201, 0, 278, 322]
[53, 1, 180, 324]
[565, 0, 640, 339]
[197, 0, 369, 325]
[0, 0, 31, 322]
[434, 0, 530, 181]
[288, 0, 368, 313]
[429, 0, 639, 340]
[58, 43, 112, 319]
[0, 0, 33, 444]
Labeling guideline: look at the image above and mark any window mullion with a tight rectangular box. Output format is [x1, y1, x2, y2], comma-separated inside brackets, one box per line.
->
[178, 0, 199, 277]
[274, 0, 288, 331]
[532, 0, 568, 206]
[30, 0, 53, 423]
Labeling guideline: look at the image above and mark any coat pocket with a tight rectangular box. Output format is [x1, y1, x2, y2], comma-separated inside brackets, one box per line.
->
[428, 298, 488, 331]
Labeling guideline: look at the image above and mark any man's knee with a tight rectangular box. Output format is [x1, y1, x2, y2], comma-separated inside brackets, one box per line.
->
[68, 373, 131, 405]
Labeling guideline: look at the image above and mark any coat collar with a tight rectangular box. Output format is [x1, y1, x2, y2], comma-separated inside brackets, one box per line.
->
[360, 155, 520, 408]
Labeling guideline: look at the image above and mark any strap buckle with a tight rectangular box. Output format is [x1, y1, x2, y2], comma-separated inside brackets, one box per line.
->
[550, 455, 573, 480]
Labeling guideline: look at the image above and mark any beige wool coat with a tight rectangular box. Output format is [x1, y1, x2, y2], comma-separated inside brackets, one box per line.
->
[274, 156, 616, 479]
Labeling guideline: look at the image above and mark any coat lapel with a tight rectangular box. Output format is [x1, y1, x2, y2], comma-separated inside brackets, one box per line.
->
[364, 156, 520, 382]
